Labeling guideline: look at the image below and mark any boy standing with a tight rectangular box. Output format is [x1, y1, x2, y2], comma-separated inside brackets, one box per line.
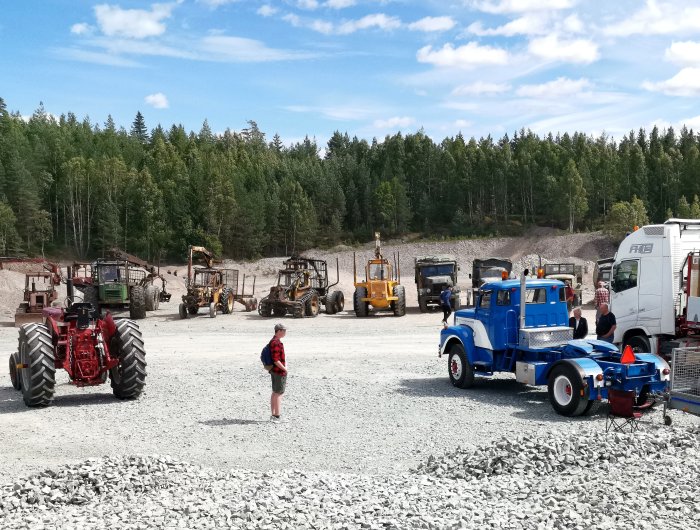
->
[270, 323, 287, 423]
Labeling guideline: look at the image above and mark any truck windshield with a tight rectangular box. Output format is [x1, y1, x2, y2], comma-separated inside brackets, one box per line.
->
[420, 264, 454, 276]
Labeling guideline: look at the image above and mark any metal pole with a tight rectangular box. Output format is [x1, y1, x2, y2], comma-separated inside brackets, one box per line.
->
[519, 268, 528, 330]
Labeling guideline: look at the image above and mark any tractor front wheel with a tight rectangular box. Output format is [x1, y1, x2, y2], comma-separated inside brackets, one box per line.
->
[548, 364, 588, 416]
[178, 303, 188, 319]
[393, 285, 406, 317]
[18, 323, 55, 407]
[221, 288, 235, 314]
[129, 286, 147, 320]
[448, 343, 474, 389]
[354, 287, 369, 317]
[306, 293, 320, 317]
[9, 352, 21, 390]
[110, 319, 147, 400]
[258, 299, 272, 317]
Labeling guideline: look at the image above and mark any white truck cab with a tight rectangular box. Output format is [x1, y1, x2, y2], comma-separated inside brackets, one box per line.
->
[610, 219, 700, 357]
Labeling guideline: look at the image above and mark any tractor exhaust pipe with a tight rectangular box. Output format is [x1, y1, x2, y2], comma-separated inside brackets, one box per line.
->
[66, 266, 74, 305]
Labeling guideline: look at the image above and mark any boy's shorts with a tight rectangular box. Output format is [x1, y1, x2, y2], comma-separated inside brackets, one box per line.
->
[271, 372, 287, 394]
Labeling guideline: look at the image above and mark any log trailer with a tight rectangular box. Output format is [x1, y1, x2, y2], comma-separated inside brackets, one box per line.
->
[439, 270, 670, 416]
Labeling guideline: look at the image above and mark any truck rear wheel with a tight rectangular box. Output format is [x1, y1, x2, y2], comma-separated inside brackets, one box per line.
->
[18, 323, 55, 407]
[393, 285, 406, 317]
[354, 287, 369, 317]
[110, 319, 147, 400]
[548, 364, 588, 416]
[448, 343, 474, 389]
[9, 352, 21, 390]
[129, 286, 147, 320]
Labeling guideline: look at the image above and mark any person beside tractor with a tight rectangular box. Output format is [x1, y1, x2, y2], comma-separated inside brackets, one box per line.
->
[596, 303, 616, 343]
[440, 284, 453, 326]
[269, 323, 288, 423]
[569, 307, 588, 340]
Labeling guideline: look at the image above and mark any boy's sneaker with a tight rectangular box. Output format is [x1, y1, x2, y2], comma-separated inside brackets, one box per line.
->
[276, 416, 288, 423]
[270, 415, 280, 423]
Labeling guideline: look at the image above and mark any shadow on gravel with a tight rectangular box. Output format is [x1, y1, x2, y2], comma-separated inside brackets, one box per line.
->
[395, 377, 590, 423]
[0, 387, 118, 414]
[199, 418, 267, 427]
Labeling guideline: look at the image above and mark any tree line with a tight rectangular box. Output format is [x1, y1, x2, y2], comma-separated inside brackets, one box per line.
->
[1, 96, 699, 261]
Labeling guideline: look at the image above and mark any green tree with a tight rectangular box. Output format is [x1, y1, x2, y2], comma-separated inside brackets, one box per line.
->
[0, 200, 18, 253]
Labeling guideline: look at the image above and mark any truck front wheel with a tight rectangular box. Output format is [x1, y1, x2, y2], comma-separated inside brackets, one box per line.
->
[448, 343, 474, 389]
[548, 364, 588, 416]
[623, 334, 651, 354]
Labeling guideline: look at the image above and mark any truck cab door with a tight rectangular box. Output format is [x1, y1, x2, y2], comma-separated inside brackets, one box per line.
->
[610, 259, 640, 340]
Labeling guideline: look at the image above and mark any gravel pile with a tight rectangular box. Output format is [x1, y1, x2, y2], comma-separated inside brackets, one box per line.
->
[2, 426, 698, 530]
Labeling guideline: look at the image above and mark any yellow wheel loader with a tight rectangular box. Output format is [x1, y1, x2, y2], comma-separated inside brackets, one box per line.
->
[353, 232, 405, 317]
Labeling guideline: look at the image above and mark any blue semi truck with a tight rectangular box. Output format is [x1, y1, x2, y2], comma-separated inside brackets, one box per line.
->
[439, 271, 671, 416]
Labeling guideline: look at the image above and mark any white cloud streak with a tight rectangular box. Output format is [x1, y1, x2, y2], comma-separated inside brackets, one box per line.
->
[257, 5, 278, 17]
[642, 68, 700, 97]
[145, 92, 169, 108]
[373, 116, 415, 129]
[71, 23, 93, 35]
[665, 41, 700, 66]
[325, 0, 356, 8]
[408, 16, 455, 32]
[452, 82, 510, 96]
[94, 3, 178, 39]
[467, 14, 548, 36]
[417, 42, 509, 68]
[474, 0, 576, 14]
[604, 0, 700, 37]
[516, 77, 592, 98]
[528, 35, 599, 64]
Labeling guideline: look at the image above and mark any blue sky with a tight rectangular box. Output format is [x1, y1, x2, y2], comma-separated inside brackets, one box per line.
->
[2, 0, 700, 146]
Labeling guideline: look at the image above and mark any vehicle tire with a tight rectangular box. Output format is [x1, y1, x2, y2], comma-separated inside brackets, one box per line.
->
[418, 297, 428, 313]
[293, 303, 304, 318]
[110, 319, 147, 400]
[273, 306, 287, 317]
[393, 285, 406, 317]
[145, 285, 159, 311]
[623, 334, 651, 354]
[664, 415, 673, 426]
[18, 323, 55, 407]
[354, 287, 369, 317]
[583, 399, 602, 416]
[548, 363, 589, 416]
[9, 352, 21, 390]
[448, 343, 474, 389]
[178, 303, 188, 319]
[258, 299, 272, 317]
[306, 292, 320, 317]
[453, 295, 461, 311]
[332, 291, 344, 313]
[209, 302, 217, 318]
[325, 297, 337, 315]
[221, 288, 235, 314]
[188, 305, 199, 315]
[129, 286, 147, 320]
[81, 286, 100, 314]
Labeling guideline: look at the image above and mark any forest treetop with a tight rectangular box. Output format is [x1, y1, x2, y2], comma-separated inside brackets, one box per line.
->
[1, 97, 698, 261]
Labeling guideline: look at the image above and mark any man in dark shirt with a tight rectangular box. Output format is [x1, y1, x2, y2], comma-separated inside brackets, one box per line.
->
[569, 307, 588, 339]
[596, 303, 616, 343]
[270, 323, 287, 423]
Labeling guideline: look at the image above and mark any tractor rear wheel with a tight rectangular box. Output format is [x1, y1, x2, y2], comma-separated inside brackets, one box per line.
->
[548, 363, 589, 416]
[221, 288, 235, 314]
[178, 303, 188, 319]
[188, 305, 199, 315]
[258, 299, 272, 317]
[18, 323, 55, 407]
[145, 285, 160, 311]
[110, 319, 147, 400]
[393, 285, 406, 317]
[9, 352, 21, 390]
[129, 286, 147, 320]
[448, 343, 474, 389]
[354, 287, 369, 317]
[273, 306, 287, 317]
[209, 302, 217, 318]
[306, 293, 320, 317]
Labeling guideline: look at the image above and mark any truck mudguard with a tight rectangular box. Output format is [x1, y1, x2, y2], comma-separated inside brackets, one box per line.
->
[549, 358, 604, 389]
[440, 326, 475, 361]
[634, 353, 671, 382]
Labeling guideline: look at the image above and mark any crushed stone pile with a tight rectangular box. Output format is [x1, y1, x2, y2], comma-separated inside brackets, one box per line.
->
[1, 426, 698, 530]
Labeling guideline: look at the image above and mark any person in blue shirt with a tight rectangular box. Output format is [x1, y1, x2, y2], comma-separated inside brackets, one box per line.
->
[440, 284, 453, 326]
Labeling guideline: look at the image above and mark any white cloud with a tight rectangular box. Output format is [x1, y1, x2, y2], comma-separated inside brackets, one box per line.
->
[452, 81, 510, 96]
[94, 3, 178, 39]
[679, 114, 700, 130]
[326, 0, 355, 8]
[283, 13, 302, 26]
[310, 19, 334, 34]
[417, 42, 509, 68]
[562, 14, 583, 33]
[528, 35, 599, 64]
[145, 92, 169, 109]
[71, 23, 93, 35]
[53, 47, 143, 67]
[474, 0, 576, 14]
[257, 5, 278, 17]
[201, 35, 317, 61]
[285, 104, 376, 121]
[198, 0, 239, 6]
[665, 41, 700, 66]
[454, 119, 473, 128]
[516, 77, 592, 98]
[642, 67, 700, 97]
[373, 116, 415, 129]
[408, 16, 455, 33]
[337, 14, 401, 34]
[467, 14, 548, 36]
[297, 0, 319, 9]
[604, 0, 700, 37]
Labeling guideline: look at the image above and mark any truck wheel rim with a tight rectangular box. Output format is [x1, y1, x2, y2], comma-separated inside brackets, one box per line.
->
[450, 354, 462, 379]
[553, 375, 573, 406]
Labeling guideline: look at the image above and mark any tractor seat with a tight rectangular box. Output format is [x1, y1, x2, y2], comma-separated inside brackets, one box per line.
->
[64, 303, 98, 329]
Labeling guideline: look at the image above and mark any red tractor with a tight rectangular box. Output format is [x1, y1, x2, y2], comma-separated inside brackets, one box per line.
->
[8, 271, 147, 407]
